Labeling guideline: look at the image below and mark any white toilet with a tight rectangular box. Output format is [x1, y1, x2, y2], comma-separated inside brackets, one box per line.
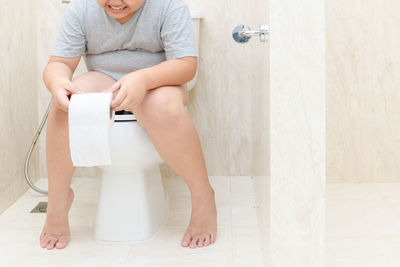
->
[92, 11, 202, 244]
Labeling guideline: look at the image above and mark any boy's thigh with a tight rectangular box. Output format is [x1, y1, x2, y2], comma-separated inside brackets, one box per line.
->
[72, 71, 116, 93]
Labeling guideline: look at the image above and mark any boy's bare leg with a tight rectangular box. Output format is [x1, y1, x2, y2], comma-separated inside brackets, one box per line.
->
[40, 71, 116, 250]
[133, 85, 217, 249]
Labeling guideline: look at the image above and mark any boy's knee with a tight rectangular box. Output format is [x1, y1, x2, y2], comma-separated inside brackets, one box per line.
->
[140, 89, 186, 124]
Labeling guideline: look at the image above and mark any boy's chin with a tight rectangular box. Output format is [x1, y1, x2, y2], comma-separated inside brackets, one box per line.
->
[106, 11, 132, 21]
[107, 13, 124, 20]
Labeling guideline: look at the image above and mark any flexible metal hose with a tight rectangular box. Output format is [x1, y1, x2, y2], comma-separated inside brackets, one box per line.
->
[24, 98, 53, 195]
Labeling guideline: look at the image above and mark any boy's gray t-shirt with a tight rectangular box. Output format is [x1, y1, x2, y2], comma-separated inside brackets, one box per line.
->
[52, 0, 198, 81]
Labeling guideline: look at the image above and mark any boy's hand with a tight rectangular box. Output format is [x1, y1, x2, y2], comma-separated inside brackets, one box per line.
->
[50, 77, 82, 112]
[102, 71, 148, 112]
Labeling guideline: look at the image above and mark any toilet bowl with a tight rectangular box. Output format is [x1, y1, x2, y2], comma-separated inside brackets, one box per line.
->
[92, 11, 202, 244]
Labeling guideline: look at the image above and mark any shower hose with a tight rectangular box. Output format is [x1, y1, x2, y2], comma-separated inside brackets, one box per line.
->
[24, 98, 53, 195]
[25, 97, 127, 195]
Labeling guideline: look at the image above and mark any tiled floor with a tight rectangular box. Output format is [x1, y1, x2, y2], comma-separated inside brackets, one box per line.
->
[3, 177, 398, 266]
[0, 176, 266, 267]
[326, 183, 400, 267]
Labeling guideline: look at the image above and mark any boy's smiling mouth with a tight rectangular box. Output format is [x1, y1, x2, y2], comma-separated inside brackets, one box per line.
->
[107, 4, 127, 13]
[100, 0, 145, 24]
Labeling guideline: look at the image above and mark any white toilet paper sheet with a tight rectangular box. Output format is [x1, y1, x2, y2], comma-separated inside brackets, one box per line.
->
[68, 92, 115, 167]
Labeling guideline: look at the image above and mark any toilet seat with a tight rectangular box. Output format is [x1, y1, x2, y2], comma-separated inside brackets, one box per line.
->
[114, 106, 188, 122]
[115, 110, 136, 122]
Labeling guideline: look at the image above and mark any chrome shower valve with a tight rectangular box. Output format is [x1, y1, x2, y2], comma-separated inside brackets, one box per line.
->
[232, 24, 269, 43]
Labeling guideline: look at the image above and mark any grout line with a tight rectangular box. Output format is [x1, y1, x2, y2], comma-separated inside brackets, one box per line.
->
[230, 176, 234, 266]
[250, 175, 268, 266]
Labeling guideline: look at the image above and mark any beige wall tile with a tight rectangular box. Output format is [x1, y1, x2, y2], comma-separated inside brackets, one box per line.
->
[184, 0, 269, 176]
[0, 1, 38, 213]
[327, 0, 400, 183]
[270, 0, 325, 265]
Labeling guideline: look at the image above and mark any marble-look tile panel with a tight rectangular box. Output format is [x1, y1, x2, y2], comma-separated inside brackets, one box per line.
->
[326, 183, 400, 266]
[0, 0, 39, 213]
[326, 0, 400, 183]
[270, 0, 325, 265]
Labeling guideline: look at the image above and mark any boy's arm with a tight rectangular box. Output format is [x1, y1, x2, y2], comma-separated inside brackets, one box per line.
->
[43, 56, 82, 112]
[138, 56, 197, 90]
[105, 56, 197, 110]
[43, 56, 81, 94]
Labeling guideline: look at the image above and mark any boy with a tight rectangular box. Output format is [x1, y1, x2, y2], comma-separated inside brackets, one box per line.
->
[40, 0, 217, 250]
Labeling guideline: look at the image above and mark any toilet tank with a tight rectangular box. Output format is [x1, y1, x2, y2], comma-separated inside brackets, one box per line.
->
[187, 10, 202, 91]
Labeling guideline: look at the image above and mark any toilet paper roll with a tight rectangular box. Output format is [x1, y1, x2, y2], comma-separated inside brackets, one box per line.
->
[68, 92, 115, 167]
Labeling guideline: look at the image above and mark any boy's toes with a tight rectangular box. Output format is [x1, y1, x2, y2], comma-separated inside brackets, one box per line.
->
[40, 234, 45, 246]
[204, 234, 211, 246]
[47, 238, 57, 250]
[43, 235, 55, 248]
[197, 237, 204, 247]
[40, 234, 51, 248]
[189, 236, 200, 249]
[56, 236, 70, 249]
[56, 241, 66, 249]
[40, 231, 46, 241]
[210, 232, 217, 244]
[181, 232, 192, 247]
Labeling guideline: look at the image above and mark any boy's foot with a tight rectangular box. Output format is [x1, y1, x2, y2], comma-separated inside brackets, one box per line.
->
[181, 188, 217, 248]
[40, 188, 74, 250]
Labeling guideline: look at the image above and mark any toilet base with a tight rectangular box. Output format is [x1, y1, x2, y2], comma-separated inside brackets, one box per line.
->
[93, 191, 169, 245]
[92, 166, 169, 244]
